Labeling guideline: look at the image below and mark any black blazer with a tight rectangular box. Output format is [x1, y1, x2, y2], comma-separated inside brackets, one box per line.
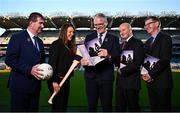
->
[84, 31, 120, 81]
[48, 39, 74, 84]
[118, 37, 144, 90]
[144, 31, 173, 89]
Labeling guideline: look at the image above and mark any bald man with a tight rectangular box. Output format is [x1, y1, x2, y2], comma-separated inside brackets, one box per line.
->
[115, 23, 144, 112]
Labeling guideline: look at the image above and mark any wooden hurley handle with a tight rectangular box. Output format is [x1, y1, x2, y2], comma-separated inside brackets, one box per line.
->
[48, 48, 82, 104]
[48, 60, 80, 104]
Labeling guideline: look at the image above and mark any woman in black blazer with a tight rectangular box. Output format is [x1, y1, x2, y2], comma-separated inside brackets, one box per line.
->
[48, 24, 76, 112]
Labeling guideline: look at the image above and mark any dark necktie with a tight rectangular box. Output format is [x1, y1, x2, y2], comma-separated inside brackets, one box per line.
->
[99, 33, 103, 45]
[122, 41, 127, 50]
[33, 36, 39, 51]
[149, 37, 154, 47]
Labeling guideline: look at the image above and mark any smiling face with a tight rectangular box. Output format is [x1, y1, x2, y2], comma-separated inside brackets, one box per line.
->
[144, 18, 159, 35]
[66, 26, 75, 41]
[119, 23, 132, 40]
[94, 16, 107, 33]
[29, 17, 44, 35]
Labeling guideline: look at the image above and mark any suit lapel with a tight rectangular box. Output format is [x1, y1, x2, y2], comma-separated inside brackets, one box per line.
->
[145, 32, 161, 54]
[151, 32, 161, 49]
[25, 30, 41, 56]
[93, 33, 98, 40]
[123, 37, 134, 50]
[101, 33, 111, 48]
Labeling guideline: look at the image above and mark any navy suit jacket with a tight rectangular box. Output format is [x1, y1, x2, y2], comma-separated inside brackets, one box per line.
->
[5, 30, 45, 93]
[84, 31, 120, 81]
[144, 31, 173, 89]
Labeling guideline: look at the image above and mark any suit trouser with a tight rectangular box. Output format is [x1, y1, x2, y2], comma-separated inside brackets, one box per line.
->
[147, 87, 172, 112]
[115, 86, 140, 112]
[10, 91, 40, 112]
[85, 78, 113, 112]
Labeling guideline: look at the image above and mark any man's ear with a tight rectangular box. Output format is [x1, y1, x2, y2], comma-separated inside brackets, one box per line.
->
[155, 21, 160, 28]
[104, 22, 108, 27]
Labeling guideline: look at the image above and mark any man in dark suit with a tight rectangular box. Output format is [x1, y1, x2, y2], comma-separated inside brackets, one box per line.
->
[5, 12, 45, 112]
[116, 23, 144, 111]
[142, 16, 173, 111]
[80, 13, 120, 112]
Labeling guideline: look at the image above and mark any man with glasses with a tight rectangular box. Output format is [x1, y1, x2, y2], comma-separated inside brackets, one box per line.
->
[142, 16, 173, 111]
[80, 13, 120, 112]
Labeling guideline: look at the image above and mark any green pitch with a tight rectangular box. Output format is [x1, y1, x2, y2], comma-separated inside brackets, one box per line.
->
[0, 71, 180, 111]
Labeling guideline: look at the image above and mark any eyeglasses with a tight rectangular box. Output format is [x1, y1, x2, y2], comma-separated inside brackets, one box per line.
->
[94, 23, 104, 26]
[144, 21, 156, 28]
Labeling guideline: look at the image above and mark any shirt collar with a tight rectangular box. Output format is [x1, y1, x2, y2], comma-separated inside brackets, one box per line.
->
[98, 31, 107, 37]
[27, 29, 35, 38]
[98, 31, 107, 41]
[151, 30, 160, 39]
[124, 35, 133, 42]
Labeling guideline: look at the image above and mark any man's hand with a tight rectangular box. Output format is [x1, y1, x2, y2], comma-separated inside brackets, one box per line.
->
[80, 58, 89, 66]
[117, 67, 121, 75]
[142, 74, 153, 82]
[31, 64, 43, 80]
[98, 48, 110, 58]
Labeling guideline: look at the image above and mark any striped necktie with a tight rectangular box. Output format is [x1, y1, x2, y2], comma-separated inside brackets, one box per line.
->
[122, 41, 127, 50]
[99, 33, 103, 45]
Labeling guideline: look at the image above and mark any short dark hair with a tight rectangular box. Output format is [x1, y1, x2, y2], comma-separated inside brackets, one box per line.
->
[28, 12, 44, 25]
[145, 16, 161, 27]
[145, 16, 160, 23]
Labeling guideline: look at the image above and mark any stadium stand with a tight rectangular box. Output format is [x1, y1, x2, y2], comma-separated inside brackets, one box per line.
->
[0, 15, 180, 71]
[0, 14, 180, 112]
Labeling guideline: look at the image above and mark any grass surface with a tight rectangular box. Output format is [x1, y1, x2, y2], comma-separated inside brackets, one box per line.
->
[0, 71, 180, 111]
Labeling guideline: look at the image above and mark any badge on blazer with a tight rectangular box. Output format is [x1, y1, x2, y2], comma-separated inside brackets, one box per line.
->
[27, 38, 31, 42]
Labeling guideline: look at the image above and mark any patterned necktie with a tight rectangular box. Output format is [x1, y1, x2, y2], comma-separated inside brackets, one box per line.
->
[99, 33, 103, 45]
[33, 36, 39, 51]
[122, 41, 127, 50]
